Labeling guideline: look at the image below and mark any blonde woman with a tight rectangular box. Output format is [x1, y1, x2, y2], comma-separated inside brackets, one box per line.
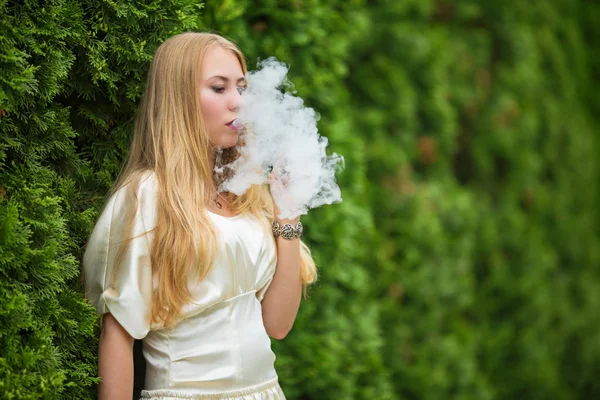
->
[83, 32, 316, 400]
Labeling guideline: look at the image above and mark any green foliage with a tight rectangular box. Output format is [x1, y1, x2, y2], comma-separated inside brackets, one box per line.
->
[1, 0, 598, 398]
[0, 0, 203, 397]
[346, 0, 600, 399]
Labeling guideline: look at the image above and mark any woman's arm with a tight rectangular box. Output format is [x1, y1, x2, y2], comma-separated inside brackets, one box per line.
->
[98, 313, 135, 400]
[261, 215, 303, 340]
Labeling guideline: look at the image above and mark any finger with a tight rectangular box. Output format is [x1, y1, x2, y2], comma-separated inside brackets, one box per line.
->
[269, 170, 288, 188]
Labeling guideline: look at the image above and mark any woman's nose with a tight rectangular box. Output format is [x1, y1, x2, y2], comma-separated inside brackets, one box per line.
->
[228, 88, 243, 111]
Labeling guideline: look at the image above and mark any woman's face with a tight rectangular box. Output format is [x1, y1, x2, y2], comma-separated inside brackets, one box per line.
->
[198, 46, 246, 150]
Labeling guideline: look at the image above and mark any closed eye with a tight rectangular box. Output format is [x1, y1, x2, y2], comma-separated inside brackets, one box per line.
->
[211, 86, 226, 94]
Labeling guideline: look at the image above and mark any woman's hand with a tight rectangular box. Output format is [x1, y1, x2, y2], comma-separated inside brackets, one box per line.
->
[269, 168, 300, 223]
[261, 166, 304, 339]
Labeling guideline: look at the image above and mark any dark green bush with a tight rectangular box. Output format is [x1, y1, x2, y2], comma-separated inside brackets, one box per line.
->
[0, 1, 203, 398]
[348, 0, 600, 399]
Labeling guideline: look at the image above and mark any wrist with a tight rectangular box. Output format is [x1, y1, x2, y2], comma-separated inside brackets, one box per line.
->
[274, 216, 300, 225]
[272, 219, 303, 240]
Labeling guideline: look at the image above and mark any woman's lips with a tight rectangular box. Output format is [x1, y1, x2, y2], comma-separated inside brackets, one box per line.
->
[226, 119, 242, 131]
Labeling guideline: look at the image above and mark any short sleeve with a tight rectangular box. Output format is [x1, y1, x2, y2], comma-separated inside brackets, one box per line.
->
[256, 276, 274, 302]
[83, 173, 158, 339]
[255, 234, 277, 303]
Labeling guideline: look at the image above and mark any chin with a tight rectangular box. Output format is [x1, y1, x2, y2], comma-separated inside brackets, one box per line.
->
[219, 134, 239, 149]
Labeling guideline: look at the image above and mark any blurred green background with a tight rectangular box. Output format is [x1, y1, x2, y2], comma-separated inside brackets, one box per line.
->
[1, 0, 599, 398]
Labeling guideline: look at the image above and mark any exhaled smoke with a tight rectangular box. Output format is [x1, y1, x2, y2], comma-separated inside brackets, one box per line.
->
[218, 57, 343, 220]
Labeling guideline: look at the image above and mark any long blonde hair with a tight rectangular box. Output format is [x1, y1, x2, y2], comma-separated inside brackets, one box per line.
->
[109, 32, 316, 328]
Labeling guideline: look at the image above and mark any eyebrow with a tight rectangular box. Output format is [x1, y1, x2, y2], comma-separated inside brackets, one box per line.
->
[210, 76, 247, 84]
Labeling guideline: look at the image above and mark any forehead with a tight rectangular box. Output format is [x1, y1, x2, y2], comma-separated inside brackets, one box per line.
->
[200, 46, 243, 79]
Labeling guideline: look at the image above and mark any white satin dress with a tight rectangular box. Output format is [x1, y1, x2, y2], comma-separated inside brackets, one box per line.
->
[83, 173, 285, 399]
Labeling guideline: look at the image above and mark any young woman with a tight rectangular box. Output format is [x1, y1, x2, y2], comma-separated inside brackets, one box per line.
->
[83, 32, 316, 400]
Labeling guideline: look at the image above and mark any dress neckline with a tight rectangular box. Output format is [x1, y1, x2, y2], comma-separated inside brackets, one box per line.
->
[208, 210, 244, 220]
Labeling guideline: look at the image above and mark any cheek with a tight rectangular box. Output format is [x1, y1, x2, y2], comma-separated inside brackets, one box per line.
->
[199, 90, 223, 121]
